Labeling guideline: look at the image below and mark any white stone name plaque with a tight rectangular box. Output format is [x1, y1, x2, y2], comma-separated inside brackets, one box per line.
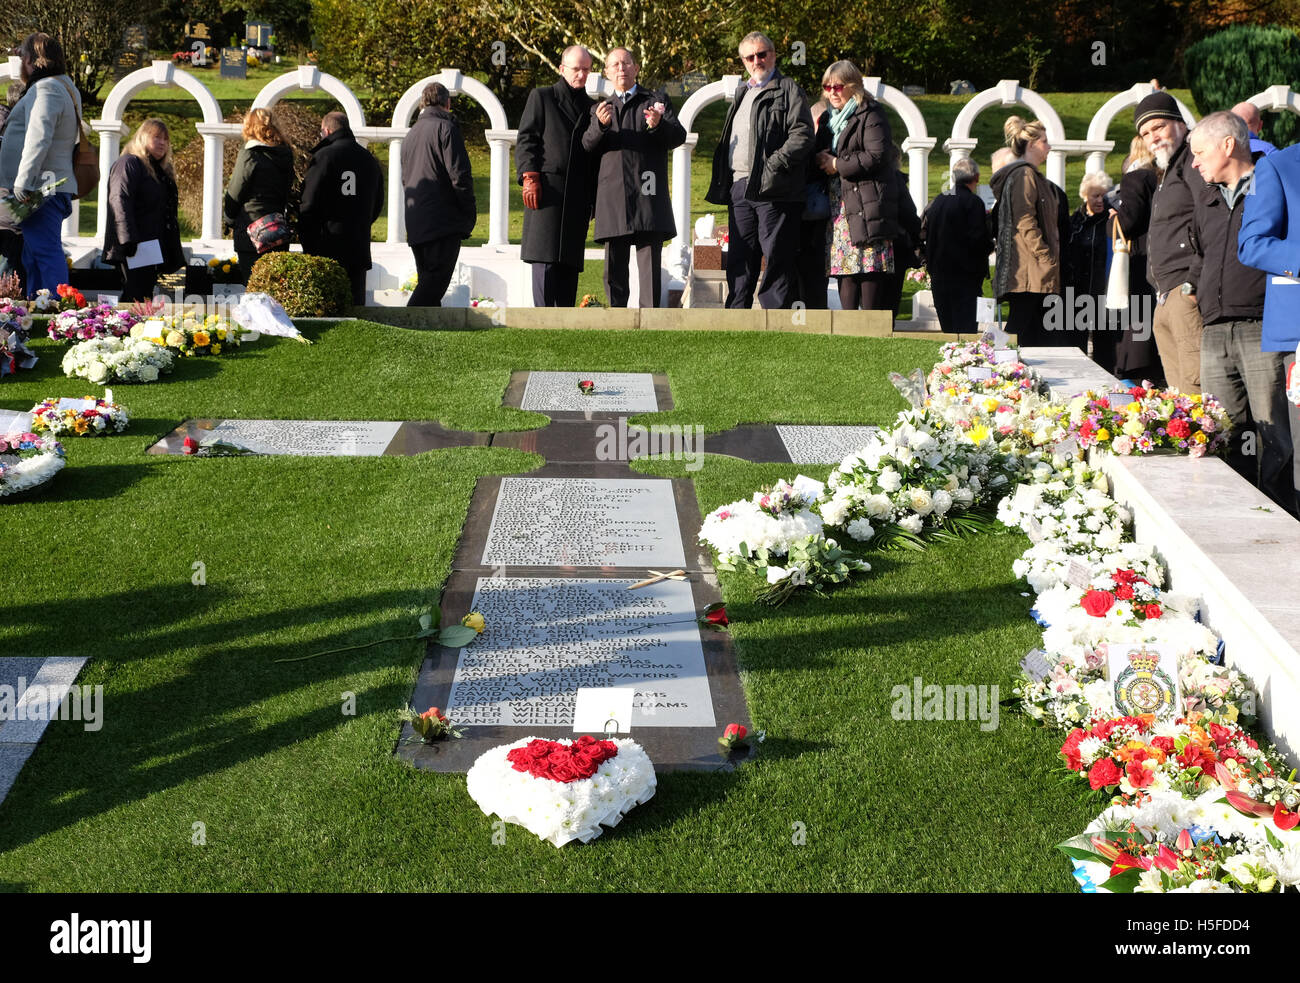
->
[482, 477, 685, 567]
[777, 425, 880, 464]
[446, 577, 716, 728]
[521, 371, 659, 412]
[195, 419, 401, 456]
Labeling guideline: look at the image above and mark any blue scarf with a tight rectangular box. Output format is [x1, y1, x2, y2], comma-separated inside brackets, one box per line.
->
[828, 99, 857, 152]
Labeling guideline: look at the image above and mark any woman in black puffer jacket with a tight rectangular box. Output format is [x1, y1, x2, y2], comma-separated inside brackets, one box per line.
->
[102, 118, 185, 301]
[223, 107, 293, 281]
[815, 60, 899, 311]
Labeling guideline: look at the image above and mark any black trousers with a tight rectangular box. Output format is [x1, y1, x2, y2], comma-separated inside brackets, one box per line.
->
[531, 261, 581, 307]
[932, 277, 983, 334]
[1005, 291, 1083, 349]
[409, 236, 461, 307]
[117, 263, 159, 303]
[603, 234, 662, 308]
[726, 178, 801, 309]
[795, 218, 829, 310]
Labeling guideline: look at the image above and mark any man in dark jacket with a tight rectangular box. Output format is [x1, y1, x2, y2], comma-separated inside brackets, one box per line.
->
[1136, 91, 1207, 393]
[921, 156, 991, 334]
[517, 47, 596, 307]
[1189, 110, 1296, 514]
[582, 48, 685, 307]
[705, 32, 813, 310]
[300, 111, 384, 305]
[401, 84, 476, 307]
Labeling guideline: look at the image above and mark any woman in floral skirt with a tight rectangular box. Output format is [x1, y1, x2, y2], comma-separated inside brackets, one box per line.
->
[815, 60, 899, 311]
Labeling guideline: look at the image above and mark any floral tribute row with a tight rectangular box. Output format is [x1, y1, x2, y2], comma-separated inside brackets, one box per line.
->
[695, 338, 1298, 891]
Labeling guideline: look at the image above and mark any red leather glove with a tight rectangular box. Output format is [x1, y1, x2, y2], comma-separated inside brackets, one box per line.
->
[522, 172, 541, 210]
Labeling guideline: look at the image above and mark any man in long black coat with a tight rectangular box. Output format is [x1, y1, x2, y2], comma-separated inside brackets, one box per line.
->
[920, 156, 992, 334]
[516, 46, 597, 307]
[581, 48, 685, 307]
[401, 83, 477, 307]
[299, 111, 384, 305]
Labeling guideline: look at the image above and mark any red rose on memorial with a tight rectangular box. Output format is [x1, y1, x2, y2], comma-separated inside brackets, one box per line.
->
[1081, 590, 1115, 617]
[1088, 758, 1123, 790]
[1115, 583, 1135, 600]
[1144, 604, 1163, 619]
[1166, 417, 1191, 439]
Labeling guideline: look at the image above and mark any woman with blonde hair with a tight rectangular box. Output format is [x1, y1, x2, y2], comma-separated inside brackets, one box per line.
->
[989, 115, 1068, 344]
[814, 59, 899, 311]
[102, 118, 184, 300]
[223, 107, 293, 279]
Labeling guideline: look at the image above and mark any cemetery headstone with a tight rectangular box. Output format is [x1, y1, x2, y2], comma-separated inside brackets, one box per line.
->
[112, 49, 144, 82]
[682, 70, 708, 94]
[950, 79, 976, 95]
[220, 47, 247, 80]
[187, 22, 213, 67]
[246, 21, 274, 49]
[901, 84, 926, 96]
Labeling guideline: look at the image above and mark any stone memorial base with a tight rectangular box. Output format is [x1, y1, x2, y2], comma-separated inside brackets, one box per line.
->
[148, 419, 491, 456]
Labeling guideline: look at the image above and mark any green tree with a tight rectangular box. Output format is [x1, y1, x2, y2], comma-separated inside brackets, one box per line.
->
[1185, 22, 1300, 146]
[0, 0, 157, 103]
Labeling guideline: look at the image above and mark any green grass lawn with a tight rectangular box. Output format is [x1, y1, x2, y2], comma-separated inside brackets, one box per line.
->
[0, 323, 1096, 891]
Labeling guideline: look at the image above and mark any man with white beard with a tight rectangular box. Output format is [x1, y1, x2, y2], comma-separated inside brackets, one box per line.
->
[1136, 92, 1207, 394]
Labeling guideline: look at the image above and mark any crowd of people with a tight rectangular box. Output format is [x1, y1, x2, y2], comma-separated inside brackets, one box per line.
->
[1, 29, 1297, 513]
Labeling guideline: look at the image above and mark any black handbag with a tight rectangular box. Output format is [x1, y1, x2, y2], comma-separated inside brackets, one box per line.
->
[802, 182, 831, 222]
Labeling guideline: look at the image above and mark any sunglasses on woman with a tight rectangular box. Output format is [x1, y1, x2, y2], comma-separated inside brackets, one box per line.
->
[822, 83, 846, 93]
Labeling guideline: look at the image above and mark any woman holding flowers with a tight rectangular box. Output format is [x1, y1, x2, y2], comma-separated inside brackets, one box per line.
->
[102, 119, 184, 301]
[814, 60, 899, 312]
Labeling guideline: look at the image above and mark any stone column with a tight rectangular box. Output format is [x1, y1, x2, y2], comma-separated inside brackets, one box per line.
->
[387, 138, 405, 244]
[194, 124, 229, 241]
[668, 133, 699, 281]
[484, 129, 516, 247]
[89, 121, 129, 241]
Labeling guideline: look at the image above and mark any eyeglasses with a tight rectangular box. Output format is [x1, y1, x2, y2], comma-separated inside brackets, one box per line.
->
[822, 83, 846, 93]
[741, 50, 772, 63]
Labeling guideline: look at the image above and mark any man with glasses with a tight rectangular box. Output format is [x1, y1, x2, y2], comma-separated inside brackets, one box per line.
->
[517, 46, 598, 306]
[705, 31, 813, 309]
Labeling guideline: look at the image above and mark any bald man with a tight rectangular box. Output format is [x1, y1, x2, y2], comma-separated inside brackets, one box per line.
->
[1231, 101, 1277, 156]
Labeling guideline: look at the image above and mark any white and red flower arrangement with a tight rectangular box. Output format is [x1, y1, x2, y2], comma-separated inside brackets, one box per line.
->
[465, 735, 656, 847]
[1051, 385, 1232, 457]
[30, 396, 129, 438]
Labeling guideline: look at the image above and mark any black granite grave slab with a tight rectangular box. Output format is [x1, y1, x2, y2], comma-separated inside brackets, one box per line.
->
[397, 568, 752, 773]
[148, 419, 490, 456]
[703, 425, 794, 463]
[490, 418, 704, 467]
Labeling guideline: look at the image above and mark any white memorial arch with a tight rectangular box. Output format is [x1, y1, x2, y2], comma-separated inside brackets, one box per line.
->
[1084, 82, 1196, 175]
[945, 80, 1071, 188]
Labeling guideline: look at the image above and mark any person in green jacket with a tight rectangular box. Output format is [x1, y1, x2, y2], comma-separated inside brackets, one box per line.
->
[223, 107, 293, 281]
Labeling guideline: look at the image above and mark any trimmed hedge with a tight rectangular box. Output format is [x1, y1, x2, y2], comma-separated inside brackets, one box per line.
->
[1185, 24, 1300, 149]
[246, 253, 351, 317]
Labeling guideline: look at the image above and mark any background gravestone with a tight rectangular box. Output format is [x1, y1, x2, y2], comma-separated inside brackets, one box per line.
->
[220, 47, 248, 80]
[113, 27, 148, 82]
[246, 21, 274, 49]
[186, 21, 213, 67]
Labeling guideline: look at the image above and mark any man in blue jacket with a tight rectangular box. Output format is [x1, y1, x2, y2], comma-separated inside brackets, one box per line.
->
[1238, 130, 1300, 516]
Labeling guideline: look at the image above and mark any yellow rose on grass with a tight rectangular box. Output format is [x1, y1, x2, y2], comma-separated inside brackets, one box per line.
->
[461, 612, 486, 633]
[193, 330, 210, 347]
[165, 330, 185, 347]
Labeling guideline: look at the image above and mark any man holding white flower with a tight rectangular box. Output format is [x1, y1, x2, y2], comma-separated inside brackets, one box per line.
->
[582, 48, 685, 308]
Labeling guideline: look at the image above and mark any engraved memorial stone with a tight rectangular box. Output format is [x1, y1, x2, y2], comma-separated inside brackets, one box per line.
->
[221, 47, 247, 79]
[192, 419, 400, 456]
[482, 477, 686, 568]
[446, 577, 716, 728]
[776, 425, 880, 464]
[520, 371, 658, 413]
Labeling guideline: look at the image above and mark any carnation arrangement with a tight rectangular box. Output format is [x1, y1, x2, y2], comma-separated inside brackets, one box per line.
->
[47, 304, 142, 342]
[1052, 385, 1232, 457]
[62, 336, 176, 384]
[132, 312, 241, 357]
[0, 431, 65, 498]
[30, 396, 129, 437]
[465, 736, 657, 847]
